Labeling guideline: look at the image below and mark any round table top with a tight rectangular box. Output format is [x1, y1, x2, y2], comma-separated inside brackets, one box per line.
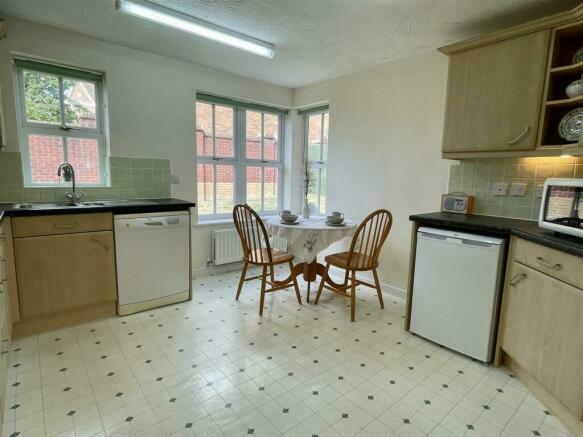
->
[266, 216, 357, 231]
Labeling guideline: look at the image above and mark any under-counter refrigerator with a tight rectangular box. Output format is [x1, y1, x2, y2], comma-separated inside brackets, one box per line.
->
[410, 227, 505, 362]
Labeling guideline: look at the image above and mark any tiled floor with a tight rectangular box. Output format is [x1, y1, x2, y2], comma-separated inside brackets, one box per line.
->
[3, 267, 572, 437]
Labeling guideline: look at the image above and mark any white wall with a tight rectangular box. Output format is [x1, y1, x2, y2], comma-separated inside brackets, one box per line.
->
[0, 17, 293, 271]
[293, 51, 451, 291]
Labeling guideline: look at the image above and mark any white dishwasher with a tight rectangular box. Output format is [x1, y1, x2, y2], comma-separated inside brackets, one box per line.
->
[115, 211, 190, 315]
[410, 227, 505, 362]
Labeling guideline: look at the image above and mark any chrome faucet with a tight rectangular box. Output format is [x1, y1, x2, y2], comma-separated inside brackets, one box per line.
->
[57, 162, 84, 205]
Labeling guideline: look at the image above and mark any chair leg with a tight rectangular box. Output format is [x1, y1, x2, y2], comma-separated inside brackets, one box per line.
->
[289, 261, 302, 305]
[372, 268, 384, 309]
[350, 270, 357, 322]
[259, 266, 267, 316]
[314, 263, 330, 305]
[236, 261, 248, 301]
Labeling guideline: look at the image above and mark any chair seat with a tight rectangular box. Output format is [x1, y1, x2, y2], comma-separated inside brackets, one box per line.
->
[325, 252, 378, 270]
[247, 248, 294, 265]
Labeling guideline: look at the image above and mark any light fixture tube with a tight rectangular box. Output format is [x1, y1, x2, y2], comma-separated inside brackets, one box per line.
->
[115, 0, 275, 59]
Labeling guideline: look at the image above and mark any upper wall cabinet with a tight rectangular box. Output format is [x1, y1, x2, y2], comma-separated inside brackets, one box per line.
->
[443, 31, 550, 154]
[439, 4, 583, 159]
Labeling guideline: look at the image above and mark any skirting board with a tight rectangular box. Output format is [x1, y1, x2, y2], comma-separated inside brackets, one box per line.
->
[328, 266, 406, 301]
[192, 263, 407, 302]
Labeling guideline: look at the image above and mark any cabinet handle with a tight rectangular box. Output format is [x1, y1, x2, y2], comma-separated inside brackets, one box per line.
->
[510, 273, 527, 286]
[536, 257, 562, 271]
[91, 236, 109, 250]
[508, 126, 530, 145]
[0, 259, 7, 282]
[54, 223, 78, 230]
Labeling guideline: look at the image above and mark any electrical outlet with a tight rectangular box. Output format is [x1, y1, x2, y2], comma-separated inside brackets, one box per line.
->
[510, 183, 527, 197]
[170, 174, 180, 184]
[535, 184, 544, 198]
[493, 182, 508, 196]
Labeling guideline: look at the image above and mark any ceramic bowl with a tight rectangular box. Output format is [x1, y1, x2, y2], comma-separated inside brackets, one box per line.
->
[281, 214, 299, 223]
[326, 216, 344, 224]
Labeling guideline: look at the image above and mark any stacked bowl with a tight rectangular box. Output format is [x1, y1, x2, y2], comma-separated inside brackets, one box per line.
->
[326, 212, 345, 227]
[280, 210, 299, 225]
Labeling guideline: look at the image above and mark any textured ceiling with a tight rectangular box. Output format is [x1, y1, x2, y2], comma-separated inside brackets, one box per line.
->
[0, 0, 580, 88]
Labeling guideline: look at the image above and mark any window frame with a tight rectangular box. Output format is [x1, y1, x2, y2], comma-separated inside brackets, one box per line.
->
[14, 59, 108, 187]
[196, 96, 286, 221]
[302, 106, 329, 216]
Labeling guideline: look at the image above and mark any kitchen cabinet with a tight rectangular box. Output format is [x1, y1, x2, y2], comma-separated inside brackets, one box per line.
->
[442, 30, 550, 154]
[12, 213, 117, 335]
[439, 4, 583, 158]
[0, 218, 15, 431]
[498, 237, 583, 434]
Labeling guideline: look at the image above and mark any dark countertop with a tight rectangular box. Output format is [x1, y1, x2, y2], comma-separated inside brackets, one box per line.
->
[0, 198, 195, 220]
[410, 212, 583, 258]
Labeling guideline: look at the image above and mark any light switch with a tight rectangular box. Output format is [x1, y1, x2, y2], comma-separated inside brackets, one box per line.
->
[493, 182, 507, 196]
[510, 183, 527, 197]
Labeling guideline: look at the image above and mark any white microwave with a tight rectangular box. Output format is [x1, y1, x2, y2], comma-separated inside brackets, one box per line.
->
[539, 178, 583, 238]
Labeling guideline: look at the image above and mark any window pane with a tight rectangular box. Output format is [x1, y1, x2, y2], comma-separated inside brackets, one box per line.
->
[307, 165, 320, 211]
[320, 167, 327, 214]
[215, 105, 234, 158]
[23, 70, 61, 125]
[322, 112, 329, 161]
[216, 164, 234, 214]
[196, 102, 213, 157]
[197, 163, 214, 215]
[246, 166, 261, 210]
[246, 111, 261, 159]
[263, 114, 279, 161]
[28, 134, 64, 183]
[307, 114, 322, 161]
[264, 167, 279, 211]
[67, 138, 100, 184]
[63, 79, 97, 128]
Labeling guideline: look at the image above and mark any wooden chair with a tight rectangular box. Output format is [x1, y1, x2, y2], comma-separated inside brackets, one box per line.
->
[314, 209, 393, 321]
[233, 204, 302, 315]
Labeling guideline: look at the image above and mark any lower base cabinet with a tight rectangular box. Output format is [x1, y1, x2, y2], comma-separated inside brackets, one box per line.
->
[499, 237, 583, 434]
[14, 231, 117, 319]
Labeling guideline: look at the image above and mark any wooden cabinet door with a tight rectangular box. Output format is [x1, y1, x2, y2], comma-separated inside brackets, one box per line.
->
[501, 261, 583, 419]
[0, 218, 19, 323]
[14, 231, 117, 319]
[443, 30, 550, 153]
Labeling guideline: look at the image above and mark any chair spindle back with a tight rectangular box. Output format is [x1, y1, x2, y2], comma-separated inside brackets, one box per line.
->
[233, 204, 273, 264]
[347, 209, 393, 269]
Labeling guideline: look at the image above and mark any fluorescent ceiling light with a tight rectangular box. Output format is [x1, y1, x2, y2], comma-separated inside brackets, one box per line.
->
[115, 0, 275, 59]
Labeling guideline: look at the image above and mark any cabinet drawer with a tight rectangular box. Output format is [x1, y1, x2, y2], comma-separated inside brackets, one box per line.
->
[514, 238, 583, 290]
[12, 213, 112, 237]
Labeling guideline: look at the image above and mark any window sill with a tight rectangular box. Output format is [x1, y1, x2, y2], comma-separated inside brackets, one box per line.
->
[194, 214, 278, 227]
[194, 218, 234, 227]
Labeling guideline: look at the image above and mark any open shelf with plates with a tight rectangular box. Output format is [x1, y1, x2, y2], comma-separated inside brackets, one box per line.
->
[539, 21, 583, 148]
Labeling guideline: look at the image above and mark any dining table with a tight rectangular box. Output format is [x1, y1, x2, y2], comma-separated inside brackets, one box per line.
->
[266, 216, 357, 302]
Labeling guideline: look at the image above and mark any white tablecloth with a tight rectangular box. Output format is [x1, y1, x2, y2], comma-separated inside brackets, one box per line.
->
[266, 216, 356, 263]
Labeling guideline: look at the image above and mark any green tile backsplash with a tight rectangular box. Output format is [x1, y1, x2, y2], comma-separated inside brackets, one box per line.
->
[448, 156, 583, 220]
[0, 152, 171, 202]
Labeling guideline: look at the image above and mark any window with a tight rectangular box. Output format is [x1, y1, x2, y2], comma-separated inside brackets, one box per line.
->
[196, 93, 286, 220]
[14, 59, 107, 186]
[303, 106, 329, 215]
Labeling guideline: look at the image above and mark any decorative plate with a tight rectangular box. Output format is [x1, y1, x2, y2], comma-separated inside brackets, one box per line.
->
[573, 47, 583, 64]
[558, 107, 583, 142]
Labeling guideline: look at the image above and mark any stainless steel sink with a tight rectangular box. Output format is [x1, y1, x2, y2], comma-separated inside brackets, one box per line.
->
[12, 199, 157, 210]
[13, 202, 76, 209]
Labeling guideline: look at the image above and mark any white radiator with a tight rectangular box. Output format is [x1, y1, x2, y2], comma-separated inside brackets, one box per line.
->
[211, 228, 288, 265]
